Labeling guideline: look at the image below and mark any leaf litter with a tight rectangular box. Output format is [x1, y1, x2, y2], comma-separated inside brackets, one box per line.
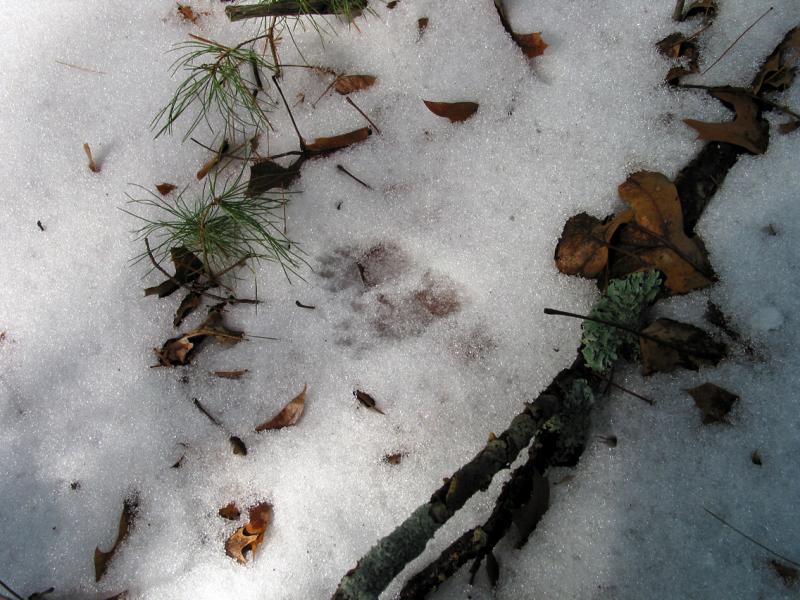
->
[225, 501, 273, 565]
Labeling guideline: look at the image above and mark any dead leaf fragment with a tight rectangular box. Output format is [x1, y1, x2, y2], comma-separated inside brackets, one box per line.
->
[639, 318, 726, 375]
[752, 27, 800, 96]
[218, 502, 241, 520]
[383, 452, 407, 465]
[684, 0, 717, 19]
[177, 4, 198, 23]
[144, 246, 204, 298]
[155, 304, 242, 367]
[354, 389, 385, 414]
[225, 501, 272, 564]
[769, 559, 799, 587]
[156, 182, 177, 195]
[256, 385, 307, 431]
[751, 449, 763, 465]
[683, 88, 769, 155]
[95, 495, 138, 581]
[213, 369, 249, 380]
[687, 382, 738, 424]
[230, 436, 248, 455]
[554, 210, 633, 278]
[423, 100, 479, 123]
[511, 32, 548, 58]
[247, 157, 304, 196]
[173, 291, 202, 327]
[512, 468, 549, 548]
[417, 17, 429, 35]
[304, 127, 372, 155]
[83, 143, 100, 173]
[779, 119, 800, 135]
[334, 75, 377, 95]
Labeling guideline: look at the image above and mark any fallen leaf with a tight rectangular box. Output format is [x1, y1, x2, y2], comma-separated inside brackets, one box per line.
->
[423, 100, 479, 123]
[28, 587, 55, 600]
[684, 88, 769, 155]
[247, 157, 304, 196]
[144, 246, 204, 298]
[769, 559, 799, 587]
[383, 452, 407, 465]
[95, 495, 138, 582]
[102, 593, 129, 600]
[684, 0, 717, 19]
[417, 17, 429, 35]
[218, 502, 241, 520]
[225, 501, 272, 564]
[83, 143, 100, 173]
[213, 369, 249, 379]
[554, 210, 633, 278]
[230, 436, 248, 455]
[256, 385, 307, 431]
[154, 333, 197, 366]
[334, 75, 377, 95]
[752, 27, 800, 96]
[155, 182, 177, 195]
[687, 382, 738, 424]
[512, 468, 549, 548]
[155, 304, 242, 366]
[173, 291, 202, 327]
[511, 32, 548, 58]
[639, 318, 726, 375]
[615, 171, 714, 294]
[354, 389, 385, 414]
[177, 4, 198, 22]
[303, 127, 372, 155]
[751, 449, 763, 465]
[657, 32, 700, 84]
[195, 303, 244, 347]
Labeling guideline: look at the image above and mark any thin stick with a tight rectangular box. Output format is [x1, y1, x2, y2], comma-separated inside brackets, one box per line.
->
[703, 508, 800, 567]
[83, 143, 100, 173]
[596, 373, 655, 405]
[346, 96, 381, 134]
[0, 578, 26, 600]
[272, 75, 305, 148]
[55, 60, 107, 75]
[193, 398, 223, 428]
[543, 307, 723, 360]
[701, 7, 774, 76]
[336, 164, 373, 190]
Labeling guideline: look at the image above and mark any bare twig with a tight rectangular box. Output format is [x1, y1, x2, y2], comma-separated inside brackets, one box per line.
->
[272, 75, 306, 149]
[55, 60, 107, 74]
[336, 164, 373, 189]
[596, 373, 655, 405]
[704, 508, 800, 567]
[701, 7, 774, 76]
[345, 96, 381, 134]
[83, 143, 100, 173]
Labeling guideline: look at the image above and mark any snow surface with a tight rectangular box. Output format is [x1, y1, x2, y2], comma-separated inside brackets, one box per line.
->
[1, 1, 798, 599]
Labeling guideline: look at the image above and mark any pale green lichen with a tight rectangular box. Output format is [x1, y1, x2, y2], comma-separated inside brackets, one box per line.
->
[581, 271, 662, 372]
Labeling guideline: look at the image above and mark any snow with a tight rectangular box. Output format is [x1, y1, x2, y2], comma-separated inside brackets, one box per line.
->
[1, 1, 798, 599]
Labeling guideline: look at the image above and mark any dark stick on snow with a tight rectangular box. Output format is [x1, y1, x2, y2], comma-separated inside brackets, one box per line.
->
[672, 0, 686, 21]
[336, 164, 373, 190]
[193, 398, 223, 429]
[272, 75, 306, 150]
[0, 578, 26, 600]
[36, 220, 45, 231]
[704, 508, 800, 567]
[295, 300, 316, 309]
[345, 96, 381, 134]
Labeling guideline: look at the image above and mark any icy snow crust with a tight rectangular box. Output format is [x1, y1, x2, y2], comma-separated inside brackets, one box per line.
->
[1, 1, 798, 599]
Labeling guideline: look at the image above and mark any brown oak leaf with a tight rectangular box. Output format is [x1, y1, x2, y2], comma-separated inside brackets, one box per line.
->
[155, 182, 177, 195]
[687, 382, 738, 424]
[640, 318, 726, 375]
[555, 210, 633, 278]
[304, 127, 372, 156]
[334, 75, 377, 95]
[225, 502, 272, 564]
[752, 27, 800, 96]
[683, 88, 769, 155]
[144, 246, 204, 298]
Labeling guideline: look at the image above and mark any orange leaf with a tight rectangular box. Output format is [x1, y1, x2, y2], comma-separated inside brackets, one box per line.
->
[304, 127, 371, 155]
[683, 88, 769, 155]
[256, 385, 307, 431]
[225, 502, 272, 564]
[212, 369, 249, 380]
[334, 75, 377, 95]
[177, 4, 198, 23]
[512, 32, 548, 58]
[423, 100, 479, 123]
[218, 502, 241, 520]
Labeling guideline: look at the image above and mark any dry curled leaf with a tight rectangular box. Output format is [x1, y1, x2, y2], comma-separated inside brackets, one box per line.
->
[687, 382, 738, 424]
[511, 32, 548, 58]
[144, 246, 204, 298]
[683, 88, 769, 155]
[554, 210, 633, 278]
[304, 127, 372, 155]
[173, 292, 202, 328]
[751, 449, 763, 465]
[423, 100, 479, 123]
[615, 171, 714, 294]
[657, 32, 699, 84]
[769, 559, 799, 587]
[256, 385, 307, 431]
[684, 0, 717, 19]
[640, 318, 726, 375]
[155, 182, 177, 195]
[752, 27, 800, 96]
[334, 75, 377, 95]
[155, 304, 243, 366]
[95, 495, 138, 582]
[225, 502, 272, 564]
[354, 389, 385, 414]
[218, 502, 241, 520]
[230, 436, 248, 455]
[177, 4, 198, 23]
